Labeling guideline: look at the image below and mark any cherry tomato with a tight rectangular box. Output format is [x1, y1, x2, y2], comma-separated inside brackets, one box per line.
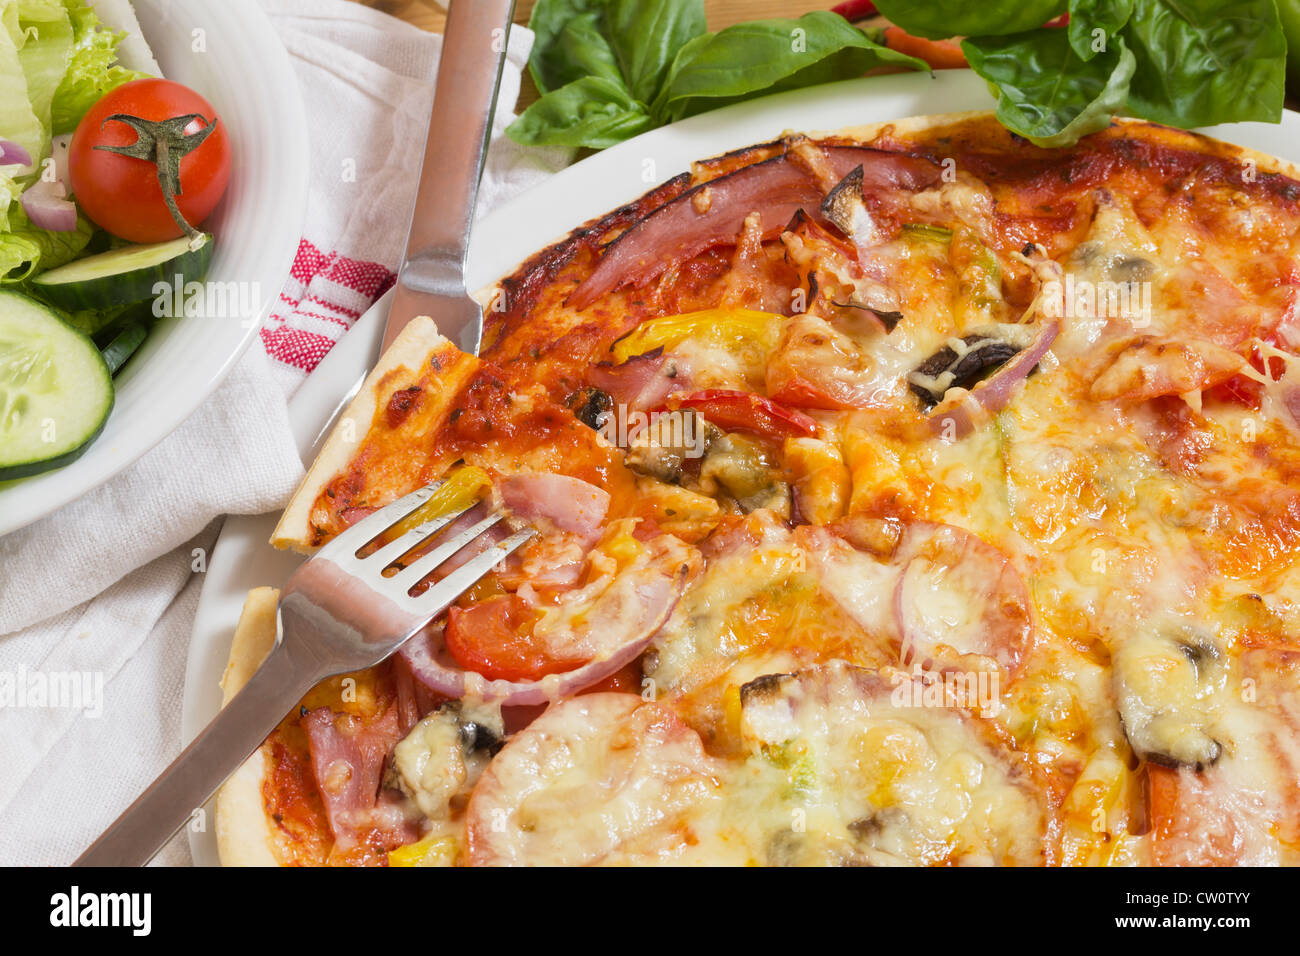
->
[444, 595, 583, 683]
[68, 78, 232, 243]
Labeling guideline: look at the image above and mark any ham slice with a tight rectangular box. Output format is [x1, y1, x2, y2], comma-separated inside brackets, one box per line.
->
[302, 705, 419, 863]
[569, 154, 821, 310]
[568, 144, 941, 311]
[500, 473, 611, 539]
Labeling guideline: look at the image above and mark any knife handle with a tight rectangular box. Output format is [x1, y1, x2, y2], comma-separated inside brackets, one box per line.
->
[388, 0, 516, 351]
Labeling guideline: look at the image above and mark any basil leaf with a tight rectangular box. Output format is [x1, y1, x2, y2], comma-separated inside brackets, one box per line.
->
[962, 29, 1135, 148]
[604, 0, 705, 104]
[506, 75, 655, 150]
[659, 12, 927, 122]
[1122, 0, 1285, 127]
[1067, 0, 1134, 61]
[871, 0, 1067, 41]
[527, 0, 619, 96]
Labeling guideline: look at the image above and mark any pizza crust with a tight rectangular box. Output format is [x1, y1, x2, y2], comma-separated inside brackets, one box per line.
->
[271, 316, 461, 552]
[214, 587, 281, 867]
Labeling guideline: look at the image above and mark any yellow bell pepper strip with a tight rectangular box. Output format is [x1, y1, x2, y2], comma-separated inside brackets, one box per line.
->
[387, 832, 458, 867]
[610, 308, 783, 364]
[386, 465, 492, 541]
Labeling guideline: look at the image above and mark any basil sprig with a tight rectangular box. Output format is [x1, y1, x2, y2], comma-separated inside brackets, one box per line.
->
[877, 0, 1286, 146]
[508, 0, 926, 150]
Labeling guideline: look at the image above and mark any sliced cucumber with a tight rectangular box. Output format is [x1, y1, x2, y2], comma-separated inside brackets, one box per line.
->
[101, 321, 148, 376]
[0, 290, 113, 480]
[31, 233, 213, 311]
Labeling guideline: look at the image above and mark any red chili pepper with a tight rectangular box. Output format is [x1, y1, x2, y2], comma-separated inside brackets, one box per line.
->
[831, 0, 879, 21]
[679, 389, 818, 439]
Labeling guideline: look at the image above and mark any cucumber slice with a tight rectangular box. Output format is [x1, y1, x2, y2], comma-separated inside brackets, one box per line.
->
[0, 290, 114, 480]
[101, 322, 148, 375]
[31, 233, 214, 311]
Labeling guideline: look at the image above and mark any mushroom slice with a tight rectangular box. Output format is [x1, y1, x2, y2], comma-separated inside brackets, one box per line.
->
[907, 323, 1039, 408]
[1113, 630, 1226, 770]
[390, 703, 503, 821]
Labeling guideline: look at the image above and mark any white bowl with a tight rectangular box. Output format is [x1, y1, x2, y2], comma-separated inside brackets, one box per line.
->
[0, 0, 309, 535]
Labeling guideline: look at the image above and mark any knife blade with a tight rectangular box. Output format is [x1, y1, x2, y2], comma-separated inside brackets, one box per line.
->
[383, 0, 517, 357]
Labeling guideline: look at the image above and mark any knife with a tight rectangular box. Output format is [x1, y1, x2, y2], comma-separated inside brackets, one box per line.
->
[383, 0, 518, 356]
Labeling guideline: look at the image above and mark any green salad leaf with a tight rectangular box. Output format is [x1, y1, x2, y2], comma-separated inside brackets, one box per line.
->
[1122, 0, 1286, 128]
[881, 0, 1286, 147]
[527, 1, 621, 97]
[51, 0, 149, 135]
[604, 0, 705, 104]
[963, 29, 1135, 147]
[659, 12, 926, 121]
[872, 0, 1067, 41]
[510, 0, 925, 151]
[1067, 0, 1134, 61]
[0, 3, 47, 162]
[0, 202, 92, 281]
[510, 74, 655, 149]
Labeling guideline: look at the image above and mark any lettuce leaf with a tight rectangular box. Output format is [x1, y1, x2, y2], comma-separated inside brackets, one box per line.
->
[0, 200, 92, 281]
[51, 0, 148, 135]
[0, 3, 46, 162]
[16, 1, 75, 154]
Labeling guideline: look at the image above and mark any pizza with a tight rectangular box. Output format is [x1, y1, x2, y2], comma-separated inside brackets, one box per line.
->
[216, 111, 1300, 867]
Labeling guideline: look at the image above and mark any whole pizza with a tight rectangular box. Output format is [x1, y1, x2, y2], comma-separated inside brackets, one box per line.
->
[216, 111, 1300, 867]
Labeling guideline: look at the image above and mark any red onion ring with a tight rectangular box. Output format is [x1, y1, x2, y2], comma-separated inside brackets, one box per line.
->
[927, 320, 1059, 438]
[399, 562, 688, 706]
[0, 139, 32, 168]
[21, 178, 77, 232]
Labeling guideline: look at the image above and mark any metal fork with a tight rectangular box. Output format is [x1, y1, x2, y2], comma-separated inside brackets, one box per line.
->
[74, 483, 534, 866]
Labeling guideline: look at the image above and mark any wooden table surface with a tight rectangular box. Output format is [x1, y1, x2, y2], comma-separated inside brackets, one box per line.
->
[351, 0, 844, 109]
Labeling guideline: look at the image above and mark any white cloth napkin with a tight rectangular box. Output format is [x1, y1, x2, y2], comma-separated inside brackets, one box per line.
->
[0, 0, 568, 865]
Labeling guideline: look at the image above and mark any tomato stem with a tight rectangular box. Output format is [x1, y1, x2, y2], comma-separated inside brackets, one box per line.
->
[92, 112, 218, 243]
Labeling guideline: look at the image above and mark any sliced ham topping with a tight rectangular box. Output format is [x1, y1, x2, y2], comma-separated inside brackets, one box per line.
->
[570, 154, 821, 311]
[570, 145, 942, 312]
[500, 473, 611, 539]
[819, 145, 943, 193]
[891, 523, 1034, 680]
[302, 705, 420, 864]
[568, 143, 940, 311]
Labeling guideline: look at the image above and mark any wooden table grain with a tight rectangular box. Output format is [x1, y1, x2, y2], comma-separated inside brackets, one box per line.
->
[349, 0, 844, 109]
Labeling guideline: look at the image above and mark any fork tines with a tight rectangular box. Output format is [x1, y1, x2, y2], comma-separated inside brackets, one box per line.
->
[319, 482, 535, 608]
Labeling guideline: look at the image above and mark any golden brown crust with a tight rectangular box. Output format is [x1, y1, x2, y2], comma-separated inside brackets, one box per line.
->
[214, 587, 281, 867]
[271, 317, 471, 552]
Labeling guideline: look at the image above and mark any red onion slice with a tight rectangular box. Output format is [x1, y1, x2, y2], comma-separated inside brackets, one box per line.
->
[399, 544, 691, 706]
[927, 320, 1059, 438]
[0, 139, 32, 169]
[21, 178, 77, 232]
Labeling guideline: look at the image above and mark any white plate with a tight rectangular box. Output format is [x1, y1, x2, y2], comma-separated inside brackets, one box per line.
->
[182, 70, 1300, 865]
[0, 0, 308, 535]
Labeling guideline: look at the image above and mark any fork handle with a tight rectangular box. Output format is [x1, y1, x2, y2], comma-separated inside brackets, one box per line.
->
[74, 641, 321, 867]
